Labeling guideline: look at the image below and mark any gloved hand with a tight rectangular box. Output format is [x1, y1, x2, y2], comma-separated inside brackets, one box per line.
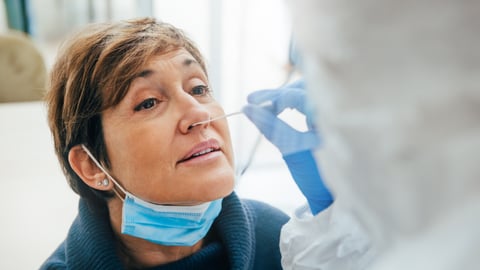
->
[242, 80, 333, 215]
[242, 80, 318, 156]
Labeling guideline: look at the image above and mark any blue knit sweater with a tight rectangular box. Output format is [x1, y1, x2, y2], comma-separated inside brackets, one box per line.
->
[40, 192, 289, 270]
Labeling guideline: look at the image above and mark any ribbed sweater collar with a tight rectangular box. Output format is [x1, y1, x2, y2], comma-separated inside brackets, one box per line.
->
[64, 192, 255, 270]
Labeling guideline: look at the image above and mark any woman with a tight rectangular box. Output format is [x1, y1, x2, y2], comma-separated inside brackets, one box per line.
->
[40, 17, 288, 269]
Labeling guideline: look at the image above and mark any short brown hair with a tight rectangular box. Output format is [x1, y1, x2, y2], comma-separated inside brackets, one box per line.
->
[46, 17, 207, 203]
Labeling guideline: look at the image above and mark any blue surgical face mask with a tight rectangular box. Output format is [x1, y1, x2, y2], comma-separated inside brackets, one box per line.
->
[81, 145, 222, 246]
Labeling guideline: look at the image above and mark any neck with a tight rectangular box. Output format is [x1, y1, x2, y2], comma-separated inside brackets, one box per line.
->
[108, 198, 204, 268]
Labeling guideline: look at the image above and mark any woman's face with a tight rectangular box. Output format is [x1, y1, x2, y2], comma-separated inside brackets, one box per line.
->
[101, 49, 235, 205]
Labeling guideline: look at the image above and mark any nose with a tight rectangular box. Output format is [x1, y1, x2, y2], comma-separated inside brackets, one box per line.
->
[177, 94, 211, 134]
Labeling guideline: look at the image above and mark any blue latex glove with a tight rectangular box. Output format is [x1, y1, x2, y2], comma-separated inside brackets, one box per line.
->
[283, 150, 333, 215]
[242, 80, 319, 156]
[242, 80, 333, 214]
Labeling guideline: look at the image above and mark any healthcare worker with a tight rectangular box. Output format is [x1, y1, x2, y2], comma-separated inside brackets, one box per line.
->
[242, 14, 375, 270]
[248, 0, 480, 269]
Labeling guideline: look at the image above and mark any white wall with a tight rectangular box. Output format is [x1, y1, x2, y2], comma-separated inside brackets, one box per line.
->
[0, 1, 8, 33]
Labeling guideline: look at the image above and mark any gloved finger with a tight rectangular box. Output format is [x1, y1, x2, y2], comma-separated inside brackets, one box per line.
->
[247, 89, 283, 105]
[247, 88, 307, 115]
[242, 104, 296, 143]
[247, 79, 306, 105]
[272, 88, 309, 115]
[242, 104, 319, 154]
[247, 81, 305, 104]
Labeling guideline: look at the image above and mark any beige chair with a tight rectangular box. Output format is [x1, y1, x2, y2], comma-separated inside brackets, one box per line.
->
[0, 30, 46, 102]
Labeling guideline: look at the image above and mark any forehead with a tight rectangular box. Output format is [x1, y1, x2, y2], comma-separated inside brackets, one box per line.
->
[143, 49, 201, 72]
[130, 49, 205, 88]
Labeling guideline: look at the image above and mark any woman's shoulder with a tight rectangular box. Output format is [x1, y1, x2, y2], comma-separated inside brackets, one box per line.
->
[39, 242, 67, 270]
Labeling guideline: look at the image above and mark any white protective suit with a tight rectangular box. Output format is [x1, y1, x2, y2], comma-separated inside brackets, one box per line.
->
[281, 0, 480, 269]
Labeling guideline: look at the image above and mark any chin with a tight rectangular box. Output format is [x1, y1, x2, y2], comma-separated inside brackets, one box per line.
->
[199, 172, 235, 202]
[174, 163, 235, 203]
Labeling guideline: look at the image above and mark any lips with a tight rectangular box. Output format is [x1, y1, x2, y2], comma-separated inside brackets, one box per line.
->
[178, 139, 221, 163]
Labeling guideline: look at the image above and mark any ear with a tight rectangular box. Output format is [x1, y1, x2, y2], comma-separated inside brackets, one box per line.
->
[68, 145, 112, 191]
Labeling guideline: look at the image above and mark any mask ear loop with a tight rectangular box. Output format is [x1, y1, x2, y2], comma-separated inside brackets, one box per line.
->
[81, 144, 127, 202]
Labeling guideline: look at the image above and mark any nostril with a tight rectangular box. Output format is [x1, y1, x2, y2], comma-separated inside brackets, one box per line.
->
[187, 120, 205, 131]
[188, 117, 211, 131]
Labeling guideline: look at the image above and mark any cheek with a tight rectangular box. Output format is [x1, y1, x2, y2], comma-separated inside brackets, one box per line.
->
[209, 105, 234, 157]
[218, 120, 234, 165]
[103, 120, 174, 180]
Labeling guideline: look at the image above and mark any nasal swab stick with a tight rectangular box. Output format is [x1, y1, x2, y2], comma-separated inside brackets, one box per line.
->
[190, 111, 243, 128]
[190, 100, 273, 128]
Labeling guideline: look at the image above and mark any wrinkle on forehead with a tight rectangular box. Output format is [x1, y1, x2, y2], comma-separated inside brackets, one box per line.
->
[133, 49, 202, 82]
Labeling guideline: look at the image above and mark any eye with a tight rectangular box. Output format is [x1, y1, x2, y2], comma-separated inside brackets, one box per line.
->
[190, 85, 211, 96]
[134, 98, 158, 111]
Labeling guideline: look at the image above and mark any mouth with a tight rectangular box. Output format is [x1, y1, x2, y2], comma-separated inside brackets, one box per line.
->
[178, 139, 221, 164]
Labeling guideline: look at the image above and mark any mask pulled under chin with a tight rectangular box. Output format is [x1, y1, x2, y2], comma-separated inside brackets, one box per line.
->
[121, 192, 223, 246]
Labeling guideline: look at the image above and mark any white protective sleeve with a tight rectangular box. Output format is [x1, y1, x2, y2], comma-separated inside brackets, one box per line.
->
[280, 202, 376, 270]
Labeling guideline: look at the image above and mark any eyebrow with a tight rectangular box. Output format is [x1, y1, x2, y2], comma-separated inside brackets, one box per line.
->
[137, 69, 153, 78]
[183, 58, 199, 67]
[135, 57, 200, 79]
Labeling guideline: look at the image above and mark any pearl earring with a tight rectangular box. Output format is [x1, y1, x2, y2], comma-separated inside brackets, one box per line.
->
[102, 178, 109, 186]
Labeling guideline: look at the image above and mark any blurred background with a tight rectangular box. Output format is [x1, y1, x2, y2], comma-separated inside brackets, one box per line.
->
[0, 0, 305, 269]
